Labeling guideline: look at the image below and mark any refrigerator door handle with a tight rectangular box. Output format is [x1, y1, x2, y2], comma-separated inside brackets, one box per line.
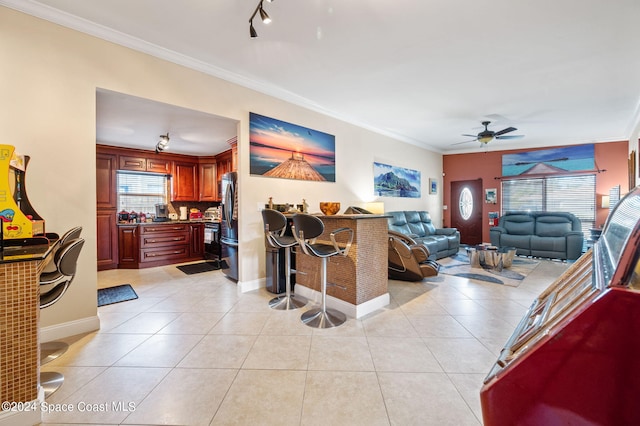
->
[224, 182, 234, 227]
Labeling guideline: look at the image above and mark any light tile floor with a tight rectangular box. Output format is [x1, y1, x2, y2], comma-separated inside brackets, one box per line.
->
[39, 258, 568, 425]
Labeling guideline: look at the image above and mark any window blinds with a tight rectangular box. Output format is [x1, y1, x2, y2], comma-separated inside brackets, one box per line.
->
[117, 171, 168, 214]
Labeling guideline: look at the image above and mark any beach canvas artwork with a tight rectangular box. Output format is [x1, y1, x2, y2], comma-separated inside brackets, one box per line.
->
[373, 162, 421, 198]
[502, 144, 595, 177]
[249, 112, 336, 182]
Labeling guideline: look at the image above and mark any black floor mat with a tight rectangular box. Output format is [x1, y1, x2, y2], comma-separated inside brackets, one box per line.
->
[176, 260, 221, 275]
[98, 284, 138, 307]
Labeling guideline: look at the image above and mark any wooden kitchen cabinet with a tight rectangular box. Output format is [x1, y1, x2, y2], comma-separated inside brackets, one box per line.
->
[189, 223, 204, 257]
[198, 158, 217, 201]
[116, 222, 205, 268]
[172, 160, 198, 201]
[119, 155, 147, 172]
[97, 210, 118, 270]
[97, 150, 118, 270]
[118, 225, 139, 268]
[96, 151, 117, 209]
[119, 154, 171, 174]
[215, 149, 233, 201]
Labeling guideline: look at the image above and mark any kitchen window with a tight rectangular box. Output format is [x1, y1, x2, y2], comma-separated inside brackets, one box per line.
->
[117, 171, 168, 214]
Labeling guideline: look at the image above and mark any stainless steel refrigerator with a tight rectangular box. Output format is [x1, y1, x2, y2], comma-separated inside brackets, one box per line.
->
[220, 171, 238, 280]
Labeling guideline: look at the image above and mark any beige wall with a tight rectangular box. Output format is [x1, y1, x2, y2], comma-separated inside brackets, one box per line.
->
[1, 7, 442, 333]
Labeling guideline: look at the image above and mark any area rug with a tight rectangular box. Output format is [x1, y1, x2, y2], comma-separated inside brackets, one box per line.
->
[98, 284, 138, 307]
[176, 260, 221, 275]
[437, 249, 539, 287]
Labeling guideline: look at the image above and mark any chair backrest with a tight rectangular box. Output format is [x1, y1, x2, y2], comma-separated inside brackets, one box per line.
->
[40, 238, 84, 309]
[55, 238, 85, 277]
[292, 214, 324, 240]
[262, 209, 287, 235]
[59, 226, 83, 246]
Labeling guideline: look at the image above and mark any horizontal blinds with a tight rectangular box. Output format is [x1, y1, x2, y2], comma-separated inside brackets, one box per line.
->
[117, 171, 167, 213]
[501, 179, 543, 212]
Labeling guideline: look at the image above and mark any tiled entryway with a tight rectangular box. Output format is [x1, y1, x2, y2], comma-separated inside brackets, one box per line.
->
[40, 259, 567, 425]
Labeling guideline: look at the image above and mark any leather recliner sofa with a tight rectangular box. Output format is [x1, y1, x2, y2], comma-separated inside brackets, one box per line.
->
[387, 211, 460, 260]
[489, 211, 584, 260]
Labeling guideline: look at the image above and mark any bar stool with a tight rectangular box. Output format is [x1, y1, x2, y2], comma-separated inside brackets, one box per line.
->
[291, 213, 353, 328]
[40, 226, 83, 364]
[39, 238, 85, 398]
[262, 209, 307, 310]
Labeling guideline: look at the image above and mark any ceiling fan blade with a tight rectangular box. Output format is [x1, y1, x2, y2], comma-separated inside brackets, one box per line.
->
[495, 126, 517, 136]
[452, 139, 478, 146]
[461, 134, 477, 138]
[495, 134, 524, 140]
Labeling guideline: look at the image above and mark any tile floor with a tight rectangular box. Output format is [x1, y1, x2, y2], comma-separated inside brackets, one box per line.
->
[39, 258, 568, 425]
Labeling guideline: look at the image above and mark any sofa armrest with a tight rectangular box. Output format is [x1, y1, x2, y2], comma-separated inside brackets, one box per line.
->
[489, 226, 506, 247]
[435, 228, 457, 236]
[565, 231, 584, 260]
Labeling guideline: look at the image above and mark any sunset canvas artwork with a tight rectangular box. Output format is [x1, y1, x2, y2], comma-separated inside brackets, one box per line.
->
[250, 112, 336, 182]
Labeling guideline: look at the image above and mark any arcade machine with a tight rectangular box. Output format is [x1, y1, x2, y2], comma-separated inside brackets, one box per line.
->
[0, 144, 45, 243]
[481, 185, 640, 425]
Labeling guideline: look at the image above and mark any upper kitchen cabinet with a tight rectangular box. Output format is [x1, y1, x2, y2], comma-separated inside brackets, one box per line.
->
[96, 150, 117, 209]
[172, 160, 198, 201]
[119, 154, 171, 174]
[198, 157, 217, 201]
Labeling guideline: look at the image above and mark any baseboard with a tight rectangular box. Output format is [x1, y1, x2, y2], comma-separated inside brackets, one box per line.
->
[40, 315, 100, 342]
[294, 286, 390, 319]
[237, 278, 265, 293]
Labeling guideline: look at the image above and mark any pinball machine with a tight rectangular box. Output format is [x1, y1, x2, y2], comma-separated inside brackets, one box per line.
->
[481, 185, 640, 425]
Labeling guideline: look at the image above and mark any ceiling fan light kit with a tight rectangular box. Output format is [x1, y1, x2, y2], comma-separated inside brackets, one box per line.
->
[455, 120, 524, 146]
[249, 0, 274, 38]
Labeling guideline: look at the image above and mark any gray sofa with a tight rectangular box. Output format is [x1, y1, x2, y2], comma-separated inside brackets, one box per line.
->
[387, 211, 460, 260]
[489, 211, 584, 260]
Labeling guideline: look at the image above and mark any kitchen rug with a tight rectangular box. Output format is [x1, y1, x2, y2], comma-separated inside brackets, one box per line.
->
[98, 284, 138, 307]
[176, 260, 221, 275]
[437, 249, 539, 287]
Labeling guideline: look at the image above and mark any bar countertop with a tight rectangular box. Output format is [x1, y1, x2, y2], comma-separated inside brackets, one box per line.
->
[0, 243, 56, 263]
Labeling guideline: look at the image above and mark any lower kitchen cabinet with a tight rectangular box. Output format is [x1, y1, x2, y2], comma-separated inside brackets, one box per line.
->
[118, 225, 139, 268]
[117, 222, 205, 268]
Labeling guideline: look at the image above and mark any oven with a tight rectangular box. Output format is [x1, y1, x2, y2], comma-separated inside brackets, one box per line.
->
[204, 221, 221, 259]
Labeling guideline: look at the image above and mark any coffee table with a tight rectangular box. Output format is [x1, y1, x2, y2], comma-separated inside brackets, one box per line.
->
[466, 245, 517, 272]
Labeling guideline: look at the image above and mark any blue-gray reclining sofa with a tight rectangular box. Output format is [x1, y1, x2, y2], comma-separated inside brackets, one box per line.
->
[489, 211, 584, 261]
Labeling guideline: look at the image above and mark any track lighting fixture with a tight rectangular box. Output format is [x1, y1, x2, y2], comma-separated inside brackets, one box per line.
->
[249, 0, 273, 38]
[156, 133, 170, 153]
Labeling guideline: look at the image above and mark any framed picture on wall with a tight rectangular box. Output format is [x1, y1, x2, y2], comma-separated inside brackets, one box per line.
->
[429, 178, 437, 195]
[485, 188, 497, 204]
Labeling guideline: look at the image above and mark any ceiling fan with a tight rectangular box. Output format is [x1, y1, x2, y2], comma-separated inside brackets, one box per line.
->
[455, 121, 524, 145]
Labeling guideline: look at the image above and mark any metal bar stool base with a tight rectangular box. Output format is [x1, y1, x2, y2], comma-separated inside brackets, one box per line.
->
[41, 371, 64, 399]
[41, 341, 69, 365]
[301, 307, 347, 328]
[269, 294, 307, 310]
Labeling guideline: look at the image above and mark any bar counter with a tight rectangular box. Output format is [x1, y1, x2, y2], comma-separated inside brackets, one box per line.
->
[0, 243, 56, 424]
[294, 214, 390, 318]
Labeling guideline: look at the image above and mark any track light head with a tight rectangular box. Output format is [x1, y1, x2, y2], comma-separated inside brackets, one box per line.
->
[156, 133, 170, 153]
[259, 7, 271, 24]
[249, 21, 258, 38]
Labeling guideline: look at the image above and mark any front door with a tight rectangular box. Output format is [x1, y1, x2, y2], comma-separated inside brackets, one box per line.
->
[451, 179, 483, 245]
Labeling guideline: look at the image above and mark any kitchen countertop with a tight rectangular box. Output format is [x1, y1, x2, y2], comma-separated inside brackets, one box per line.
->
[117, 219, 220, 226]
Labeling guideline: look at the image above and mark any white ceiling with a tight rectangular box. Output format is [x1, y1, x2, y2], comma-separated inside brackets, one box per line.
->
[6, 0, 640, 155]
